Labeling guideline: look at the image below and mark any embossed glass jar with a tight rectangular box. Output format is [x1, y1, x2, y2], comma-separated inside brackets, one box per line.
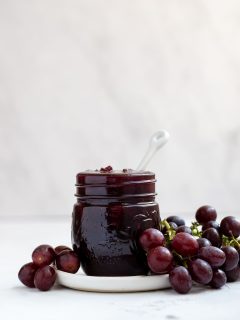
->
[71, 170, 160, 276]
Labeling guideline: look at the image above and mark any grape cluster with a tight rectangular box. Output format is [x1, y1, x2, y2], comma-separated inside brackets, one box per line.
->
[139, 206, 240, 294]
[18, 244, 80, 291]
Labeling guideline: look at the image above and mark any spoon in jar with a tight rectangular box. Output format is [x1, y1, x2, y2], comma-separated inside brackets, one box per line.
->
[136, 130, 170, 171]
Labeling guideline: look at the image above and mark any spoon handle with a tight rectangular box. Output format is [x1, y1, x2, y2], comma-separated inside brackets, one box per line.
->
[136, 130, 170, 171]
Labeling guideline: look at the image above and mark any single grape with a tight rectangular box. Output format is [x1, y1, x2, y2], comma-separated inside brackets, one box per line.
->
[233, 245, 240, 266]
[209, 269, 227, 289]
[32, 244, 56, 267]
[188, 258, 213, 284]
[195, 205, 217, 224]
[225, 266, 240, 282]
[197, 238, 211, 248]
[55, 245, 72, 255]
[18, 262, 38, 288]
[139, 228, 165, 252]
[147, 246, 173, 274]
[171, 232, 199, 257]
[169, 266, 192, 294]
[34, 265, 56, 291]
[220, 216, 240, 238]
[166, 216, 185, 227]
[162, 222, 178, 234]
[221, 246, 239, 271]
[202, 228, 221, 247]
[199, 246, 226, 267]
[176, 225, 192, 234]
[56, 251, 80, 273]
[202, 221, 220, 232]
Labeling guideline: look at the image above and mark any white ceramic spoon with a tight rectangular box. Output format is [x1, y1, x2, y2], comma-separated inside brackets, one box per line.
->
[136, 130, 170, 170]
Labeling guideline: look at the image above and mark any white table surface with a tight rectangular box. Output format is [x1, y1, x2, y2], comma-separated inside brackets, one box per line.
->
[1, 215, 239, 320]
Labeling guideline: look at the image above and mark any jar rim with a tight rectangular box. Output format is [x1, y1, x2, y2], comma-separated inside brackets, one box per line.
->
[76, 170, 154, 176]
[76, 171, 156, 186]
[75, 179, 156, 187]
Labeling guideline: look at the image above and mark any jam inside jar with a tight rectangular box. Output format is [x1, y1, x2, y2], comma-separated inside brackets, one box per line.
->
[71, 169, 160, 276]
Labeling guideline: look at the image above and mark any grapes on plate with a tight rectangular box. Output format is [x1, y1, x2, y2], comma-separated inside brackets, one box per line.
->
[171, 232, 199, 257]
[198, 246, 226, 268]
[221, 246, 239, 271]
[18, 205, 240, 295]
[220, 216, 240, 238]
[55, 245, 72, 255]
[224, 266, 240, 282]
[32, 244, 56, 267]
[209, 269, 227, 289]
[195, 206, 217, 224]
[197, 238, 211, 248]
[176, 225, 192, 235]
[188, 258, 213, 285]
[166, 216, 185, 227]
[34, 265, 57, 291]
[202, 228, 221, 248]
[139, 228, 165, 252]
[147, 246, 173, 274]
[202, 221, 220, 232]
[56, 251, 80, 273]
[18, 262, 38, 288]
[169, 266, 192, 294]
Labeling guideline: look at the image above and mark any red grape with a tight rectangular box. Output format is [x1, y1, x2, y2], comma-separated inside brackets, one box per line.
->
[199, 246, 226, 267]
[166, 216, 185, 227]
[188, 258, 213, 284]
[221, 246, 239, 271]
[18, 262, 38, 288]
[55, 245, 72, 255]
[32, 244, 55, 267]
[209, 269, 227, 289]
[197, 238, 211, 248]
[139, 228, 165, 252]
[220, 216, 240, 238]
[169, 266, 192, 294]
[195, 206, 217, 224]
[147, 246, 173, 274]
[56, 251, 80, 273]
[202, 221, 220, 232]
[225, 266, 240, 282]
[171, 232, 199, 257]
[202, 228, 221, 247]
[176, 225, 192, 234]
[34, 266, 56, 291]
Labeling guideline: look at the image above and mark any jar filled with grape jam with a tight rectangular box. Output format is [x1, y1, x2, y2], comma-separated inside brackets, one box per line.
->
[71, 167, 160, 276]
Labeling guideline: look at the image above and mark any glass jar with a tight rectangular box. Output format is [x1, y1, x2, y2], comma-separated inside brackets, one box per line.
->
[71, 169, 160, 276]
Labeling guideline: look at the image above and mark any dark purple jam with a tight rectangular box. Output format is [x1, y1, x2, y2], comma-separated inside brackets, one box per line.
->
[71, 168, 160, 276]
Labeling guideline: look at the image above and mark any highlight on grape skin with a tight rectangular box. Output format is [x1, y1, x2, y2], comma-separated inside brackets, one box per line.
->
[139, 228, 165, 252]
[56, 251, 80, 273]
[32, 244, 56, 267]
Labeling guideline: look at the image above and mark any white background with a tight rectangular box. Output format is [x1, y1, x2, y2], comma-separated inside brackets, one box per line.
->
[0, 0, 240, 216]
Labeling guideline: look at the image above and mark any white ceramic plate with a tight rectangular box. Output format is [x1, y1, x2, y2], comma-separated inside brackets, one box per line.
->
[57, 270, 170, 293]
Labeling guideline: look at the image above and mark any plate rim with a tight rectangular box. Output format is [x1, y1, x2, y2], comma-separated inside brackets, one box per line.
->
[56, 270, 170, 293]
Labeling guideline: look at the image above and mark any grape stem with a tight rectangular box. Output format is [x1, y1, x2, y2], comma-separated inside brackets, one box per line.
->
[171, 250, 188, 268]
[222, 235, 240, 247]
[190, 221, 202, 237]
[161, 219, 176, 241]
